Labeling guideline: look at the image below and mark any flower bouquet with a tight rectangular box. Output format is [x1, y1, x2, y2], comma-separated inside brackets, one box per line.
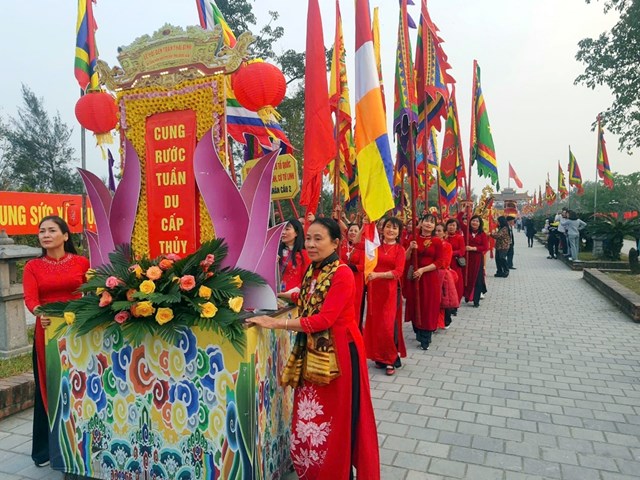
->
[37, 239, 264, 354]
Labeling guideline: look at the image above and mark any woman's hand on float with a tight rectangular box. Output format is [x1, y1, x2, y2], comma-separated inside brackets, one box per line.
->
[278, 292, 293, 300]
[40, 316, 51, 327]
[248, 315, 278, 329]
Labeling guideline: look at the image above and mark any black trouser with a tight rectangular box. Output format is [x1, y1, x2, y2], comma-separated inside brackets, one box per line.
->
[32, 342, 49, 464]
[444, 309, 453, 326]
[495, 249, 509, 275]
[527, 235, 534, 247]
[473, 262, 485, 306]
[559, 233, 568, 254]
[507, 245, 514, 268]
[547, 236, 559, 257]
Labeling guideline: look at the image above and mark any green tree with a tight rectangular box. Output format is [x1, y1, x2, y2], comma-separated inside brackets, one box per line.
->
[570, 172, 640, 214]
[0, 85, 83, 193]
[575, 0, 640, 152]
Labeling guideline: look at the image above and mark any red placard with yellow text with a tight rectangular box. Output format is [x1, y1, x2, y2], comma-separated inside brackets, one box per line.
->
[145, 110, 198, 258]
[0, 191, 95, 235]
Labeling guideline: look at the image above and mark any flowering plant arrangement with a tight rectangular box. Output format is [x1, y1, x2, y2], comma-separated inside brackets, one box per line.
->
[37, 239, 264, 354]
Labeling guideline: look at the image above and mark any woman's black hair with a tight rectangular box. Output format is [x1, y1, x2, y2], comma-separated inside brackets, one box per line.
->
[445, 218, 459, 230]
[382, 216, 403, 240]
[568, 210, 578, 220]
[419, 213, 438, 224]
[311, 217, 342, 242]
[279, 218, 305, 267]
[38, 215, 77, 256]
[469, 215, 484, 232]
[497, 216, 508, 229]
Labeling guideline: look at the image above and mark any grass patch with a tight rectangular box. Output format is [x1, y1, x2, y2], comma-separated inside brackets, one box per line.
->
[606, 272, 640, 296]
[0, 326, 34, 379]
[579, 251, 628, 262]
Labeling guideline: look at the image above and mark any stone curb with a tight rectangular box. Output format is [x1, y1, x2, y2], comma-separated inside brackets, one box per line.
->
[583, 268, 640, 322]
[0, 372, 33, 420]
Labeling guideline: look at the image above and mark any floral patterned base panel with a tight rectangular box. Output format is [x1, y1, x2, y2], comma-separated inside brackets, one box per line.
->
[45, 317, 294, 479]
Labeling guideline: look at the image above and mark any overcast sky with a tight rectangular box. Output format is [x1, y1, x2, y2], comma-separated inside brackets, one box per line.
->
[1, 0, 636, 195]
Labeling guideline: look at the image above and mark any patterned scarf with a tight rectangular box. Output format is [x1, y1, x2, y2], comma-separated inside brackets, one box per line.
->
[281, 253, 341, 388]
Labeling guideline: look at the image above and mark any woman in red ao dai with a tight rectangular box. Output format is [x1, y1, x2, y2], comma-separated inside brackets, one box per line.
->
[339, 223, 365, 329]
[363, 217, 406, 375]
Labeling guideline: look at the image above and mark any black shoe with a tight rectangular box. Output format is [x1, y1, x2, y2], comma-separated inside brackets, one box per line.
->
[451, 309, 458, 316]
[473, 303, 479, 308]
[509, 267, 516, 270]
[394, 357, 402, 368]
[374, 362, 386, 369]
[419, 343, 429, 350]
[494, 273, 505, 277]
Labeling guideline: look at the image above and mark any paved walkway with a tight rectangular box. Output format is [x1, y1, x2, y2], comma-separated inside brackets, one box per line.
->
[1, 233, 639, 479]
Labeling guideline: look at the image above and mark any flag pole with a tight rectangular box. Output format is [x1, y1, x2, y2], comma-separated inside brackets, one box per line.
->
[80, 88, 88, 249]
[594, 116, 600, 216]
[464, 60, 478, 287]
[407, 123, 422, 327]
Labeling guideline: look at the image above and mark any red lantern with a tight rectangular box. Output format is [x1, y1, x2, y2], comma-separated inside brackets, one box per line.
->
[66, 203, 81, 227]
[232, 61, 286, 123]
[74, 91, 118, 141]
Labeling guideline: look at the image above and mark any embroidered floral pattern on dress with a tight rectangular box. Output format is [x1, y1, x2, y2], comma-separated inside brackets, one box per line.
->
[291, 385, 331, 475]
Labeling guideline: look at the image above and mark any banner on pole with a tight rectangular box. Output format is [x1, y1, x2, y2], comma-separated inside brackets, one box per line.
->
[242, 154, 299, 200]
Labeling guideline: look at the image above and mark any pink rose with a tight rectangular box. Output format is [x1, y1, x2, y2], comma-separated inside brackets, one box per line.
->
[205, 254, 215, 265]
[179, 275, 196, 291]
[99, 291, 113, 307]
[114, 311, 130, 324]
[105, 276, 121, 288]
[165, 253, 181, 261]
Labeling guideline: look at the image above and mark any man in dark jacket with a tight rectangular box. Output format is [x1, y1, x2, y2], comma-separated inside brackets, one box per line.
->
[506, 216, 516, 269]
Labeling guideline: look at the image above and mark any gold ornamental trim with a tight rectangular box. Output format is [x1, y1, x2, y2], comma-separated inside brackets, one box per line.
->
[97, 24, 254, 91]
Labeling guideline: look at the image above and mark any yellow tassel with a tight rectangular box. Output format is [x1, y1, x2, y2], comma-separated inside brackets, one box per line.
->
[257, 106, 281, 125]
[95, 132, 114, 160]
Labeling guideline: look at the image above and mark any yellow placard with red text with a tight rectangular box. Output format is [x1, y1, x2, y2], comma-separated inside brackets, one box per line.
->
[0, 191, 95, 235]
[241, 154, 299, 201]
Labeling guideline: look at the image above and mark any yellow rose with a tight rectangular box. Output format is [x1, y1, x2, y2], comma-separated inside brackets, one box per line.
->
[228, 296, 243, 313]
[85, 269, 96, 280]
[200, 302, 218, 318]
[135, 301, 155, 317]
[198, 285, 212, 300]
[64, 311, 76, 325]
[232, 275, 243, 288]
[155, 307, 174, 325]
[139, 280, 156, 295]
[96, 287, 105, 295]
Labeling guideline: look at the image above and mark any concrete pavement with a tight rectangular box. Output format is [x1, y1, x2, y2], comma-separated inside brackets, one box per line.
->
[2, 232, 639, 479]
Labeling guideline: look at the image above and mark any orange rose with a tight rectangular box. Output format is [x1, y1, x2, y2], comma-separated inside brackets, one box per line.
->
[179, 275, 196, 291]
[126, 289, 136, 302]
[99, 291, 113, 307]
[159, 258, 174, 271]
[146, 266, 163, 281]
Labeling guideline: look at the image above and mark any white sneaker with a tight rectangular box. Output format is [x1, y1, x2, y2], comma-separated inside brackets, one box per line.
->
[35, 460, 50, 467]
[480, 293, 486, 299]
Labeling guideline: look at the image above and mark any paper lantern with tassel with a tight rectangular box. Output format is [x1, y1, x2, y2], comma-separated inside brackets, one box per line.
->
[74, 91, 118, 149]
[232, 60, 286, 124]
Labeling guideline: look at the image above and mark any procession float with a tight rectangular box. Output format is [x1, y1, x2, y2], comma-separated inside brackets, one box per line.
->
[40, 23, 295, 479]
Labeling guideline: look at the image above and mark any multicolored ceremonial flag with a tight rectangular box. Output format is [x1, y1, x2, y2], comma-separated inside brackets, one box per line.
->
[363, 222, 380, 283]
[439, 92, 464, 207]
[539, 185, 543, 207]
[355, 0, 395, 221]
[568, 147, 584, 195]
[470, 61, 499, 190]
[545, 175, 556, 206]
[558, 162, 568, 200]
[329, 0, 357, 206]
[196, 0, 292, 154]
[196, 0, 236, 46]
[414, 0, 454, 139]
[596, 116, 614, 189]
[300, 0, 336, 215]
[75, 0, 99, 91]
[393, 0, 418, 173]
[508, 163, 523, 189]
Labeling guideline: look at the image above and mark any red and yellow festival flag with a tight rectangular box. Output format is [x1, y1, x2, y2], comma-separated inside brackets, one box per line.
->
[596, 116, 614, 189]
[545, 174, 556, 206]
[558, 162, 568, 200]
[355, 0, 395, 221]
[439, 89, 464, 208]
[568, 147, 584, 195]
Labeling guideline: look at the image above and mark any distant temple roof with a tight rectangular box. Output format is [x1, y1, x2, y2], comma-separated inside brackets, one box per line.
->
[493, 187, 531, 202]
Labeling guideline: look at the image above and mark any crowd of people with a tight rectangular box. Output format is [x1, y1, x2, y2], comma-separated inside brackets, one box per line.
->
[25, 208, 517, 479]
[540, 207, 587, 261]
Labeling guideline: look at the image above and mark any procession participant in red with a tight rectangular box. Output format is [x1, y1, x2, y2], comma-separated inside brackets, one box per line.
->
[23, 216, 89, 468]
[435, 223, 453, 330]
[250, 218, 380, 480]
[404, 214, 446, 350]
[363, 217, 406, 375]
[278, 218, 310, 301]
[445, 218, 466, 304]
[340, 223, 366, 328]
[463, 215, 490, 307]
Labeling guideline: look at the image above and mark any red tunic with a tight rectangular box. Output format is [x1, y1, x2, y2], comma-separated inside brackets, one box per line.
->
[339, 240, 365, 324]
[446, 232, 466, 301]
[437, 241, 454, 329]
[363, 243, 406, 365]
[293, 264, 380, 480]
[462, 230, 490, 301]
[403, 235, 446, 332]
[23, 254, 90, 411]
[280, 249, 310, 292]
